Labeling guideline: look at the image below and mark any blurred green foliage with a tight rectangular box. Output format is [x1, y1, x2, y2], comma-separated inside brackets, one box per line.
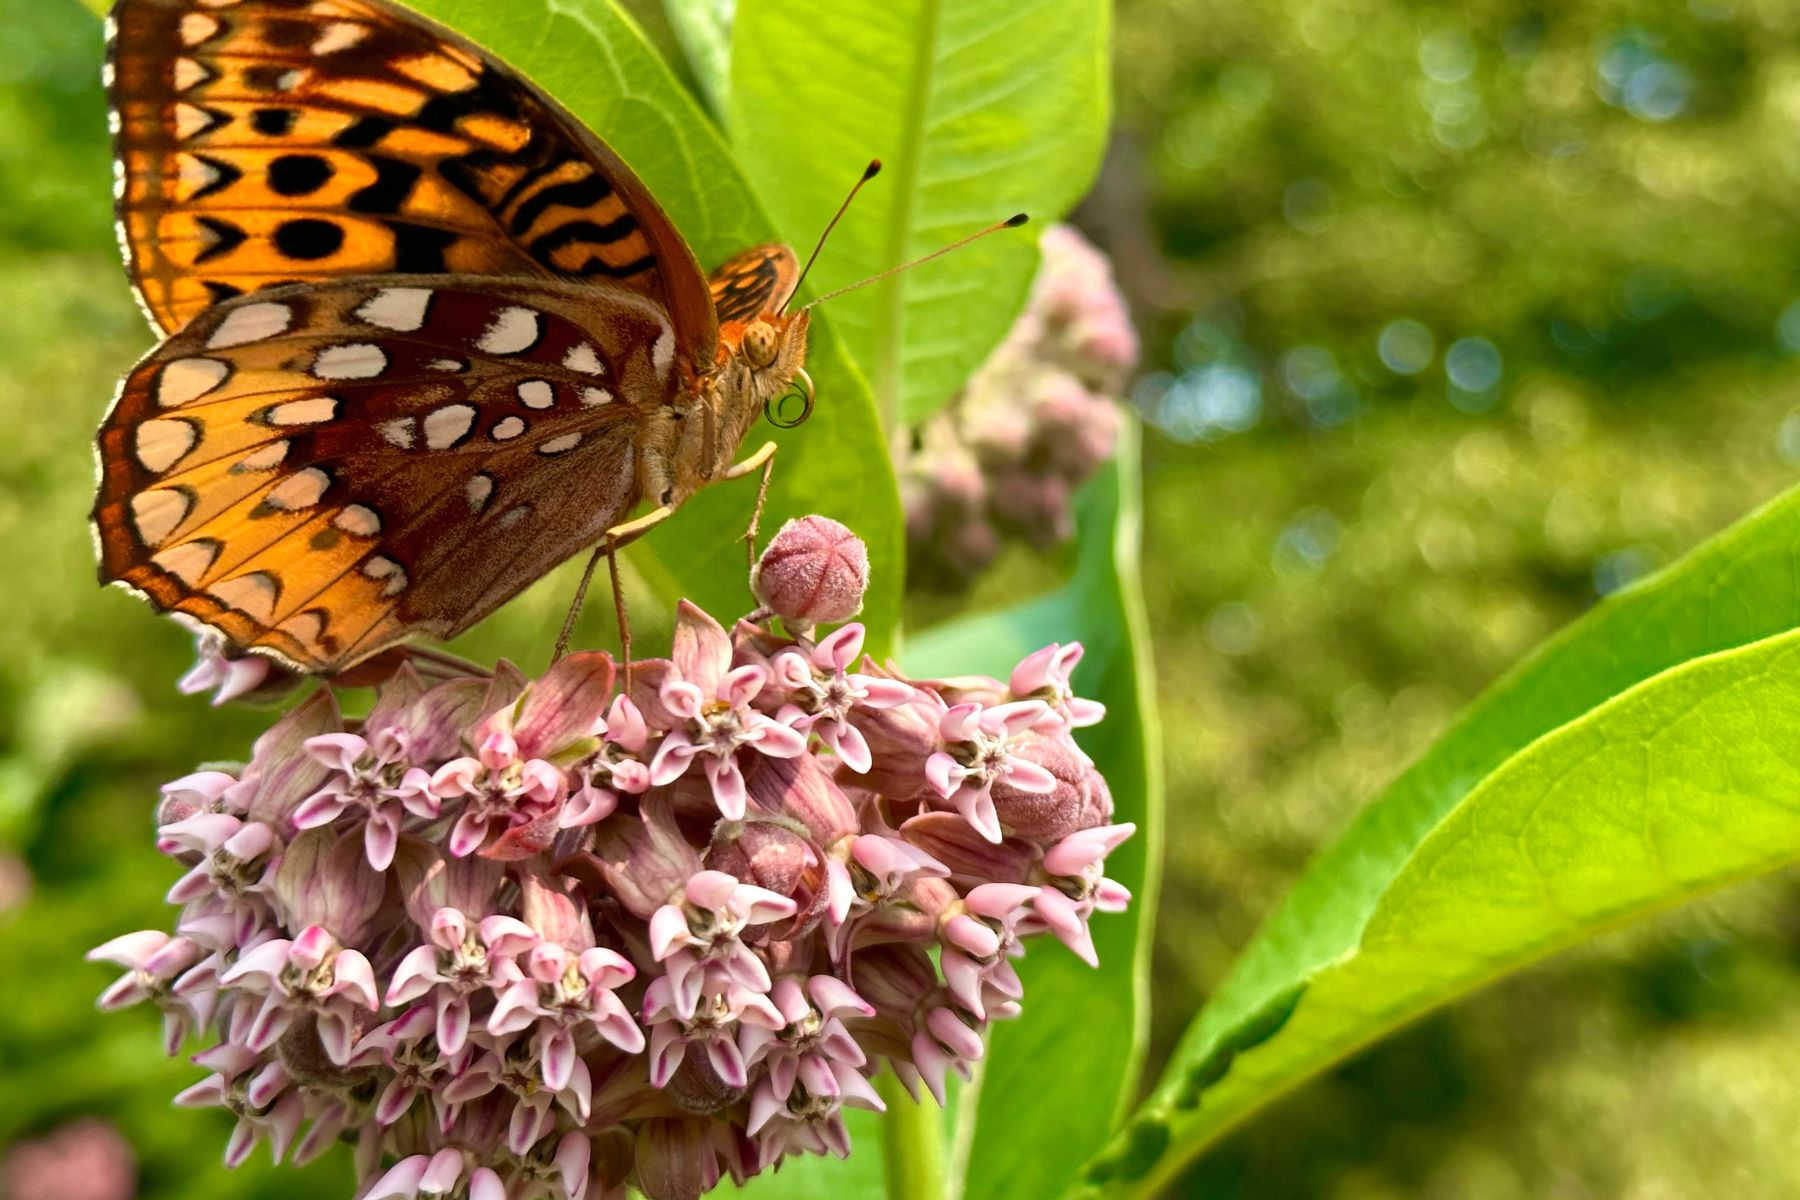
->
[6, 0, 1800, 1196]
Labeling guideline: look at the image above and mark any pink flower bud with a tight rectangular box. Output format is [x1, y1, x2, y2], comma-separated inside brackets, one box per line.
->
[751, 515, 869, 630]
[987, 732, 1094, 841]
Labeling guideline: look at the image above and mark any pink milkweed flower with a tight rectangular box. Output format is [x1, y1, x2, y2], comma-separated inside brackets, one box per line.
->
[385, 907, 539, 1055]
[154, 771, 243, 841]
[1021, 822, 1137, 966]
[641, 962, 784, 1090]
[938, 882, 1040, 1020]
[925, 701, 1058, 842]
[174, 1041, 304, 1167]
[489, 942, 646, 1081]
[440, 1031, 592, 1156]
[645, 602, 807, 820]
[747, 1056, 885, 1167]
[366, 1147, 507, 1200]
[87, 930, 203, 1055]
[562, 695, 653, 830]
[1009, 642, 1105, 731]
[218, 924, 380, 1064]
[356, 1004, 469, 1130]
[740, 976, 876, 1105]
[159, 813, 281, 947]
[430, 730, 566, 858]
[513, 1130, 593, 1200]
[293, 732, 439, 870]
[767, 624, 914, 773]
[824, 835, 948, 958]
[910, 1004, 989, 1106]
[648, 870, 796, 1017]
[179, 630, 290, 706]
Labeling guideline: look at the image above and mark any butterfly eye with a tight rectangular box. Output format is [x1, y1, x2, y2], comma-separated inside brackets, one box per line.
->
[765, 368, 815, 429]
[743, 321, 780, 369]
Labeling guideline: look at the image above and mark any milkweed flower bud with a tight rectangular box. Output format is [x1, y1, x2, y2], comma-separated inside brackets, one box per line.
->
[750, 515, 869, 631]
[94, 528, 1131, 1200]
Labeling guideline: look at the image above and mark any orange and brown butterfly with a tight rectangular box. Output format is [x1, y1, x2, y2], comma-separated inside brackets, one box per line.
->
[91, 0, 821, 674]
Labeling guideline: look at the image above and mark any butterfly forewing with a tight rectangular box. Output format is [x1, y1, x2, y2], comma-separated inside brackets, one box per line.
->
[708, 244, 798, 326]
[108, 0, 718, 368]
[94, 275, 676, 670]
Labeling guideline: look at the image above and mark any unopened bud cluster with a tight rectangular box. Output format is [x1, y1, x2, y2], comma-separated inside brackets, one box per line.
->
[92, 523, 1132, 1200]
[904, 225, 1138, 588]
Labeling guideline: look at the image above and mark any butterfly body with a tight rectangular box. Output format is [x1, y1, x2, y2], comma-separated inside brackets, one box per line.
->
[94, 0, 809, 672]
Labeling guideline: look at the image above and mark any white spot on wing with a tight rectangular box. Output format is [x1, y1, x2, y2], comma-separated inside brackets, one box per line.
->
[361, 555, 408, 596]
[491, 416, 525, 441]
[208, 572, 280, 621]
[426, 358, 464, 372]
[274, 69, 305, 92]
[174, 103, 217, 140]
[580, 387, 612, 407]
[423, 404, 476, 449]
[334, 504, 381, 536]
[152, 539, 219, 585]
[537, 432, 582, 455]
[497, 505, 531, 530]
[313, 343, 387, 380]
[265, 397, 338, 426]
[466, 474, 493, 512]
[131, 489, 191, 547]
[652, 328, 674, 378]
[517, 380, 554, 409]
[157, 357, 229, 407]
[379, 418, 416, 449]
[312, 22, 367, 54]
[357, 287, 433, 332]
[208, 301, 292, 349]
[562, 342, 604, 375]
[263, 467, 330, 511]
[476, 306, 542, 355]
[234, 440, 289, 472]
[173, 57, 208, 91]
[179, 13, 220, 45]
[176, 153, 223, 199]
[135, 418, 198, 473]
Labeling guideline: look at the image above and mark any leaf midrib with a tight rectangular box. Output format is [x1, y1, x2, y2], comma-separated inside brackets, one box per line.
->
[872, 0, 943, 437]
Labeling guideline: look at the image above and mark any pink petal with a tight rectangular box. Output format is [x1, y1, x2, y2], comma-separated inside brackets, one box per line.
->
[329, 948, 381, 1008]
[291, 790, 352, 830]
[437, 993, 472, 1056]
[304, 732, 368, 774]
[364, 809, 399, 871]
[749, 716, 808, 758]
[447, 809, 489, 858]
[807, 975, 874, 1017]
[704, 756, 748, 820]
[815, 623, 865, 671]
[648, 732, 698, 785]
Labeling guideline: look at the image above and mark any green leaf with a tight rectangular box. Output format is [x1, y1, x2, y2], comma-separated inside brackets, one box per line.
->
[729, 0, 1110, 428]
[1071, 484, 1800, 1198]
[729, 1107, 888, 1198]
[661, 0, 735, 117]
[907, 420, 1163, 1200]
[399, 0, 904, 650]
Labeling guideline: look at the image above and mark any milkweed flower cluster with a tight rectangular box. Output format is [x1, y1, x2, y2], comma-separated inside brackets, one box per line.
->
[92, 520, 1133, 1200]
[904, 224, 1138, 588]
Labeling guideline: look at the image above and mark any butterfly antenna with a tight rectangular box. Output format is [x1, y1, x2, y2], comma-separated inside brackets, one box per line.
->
[801, 214, 1030, 312]
[781, 159, 883, 314]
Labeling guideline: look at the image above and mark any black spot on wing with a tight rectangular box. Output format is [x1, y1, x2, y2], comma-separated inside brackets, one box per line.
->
[274, 218, 344, 260]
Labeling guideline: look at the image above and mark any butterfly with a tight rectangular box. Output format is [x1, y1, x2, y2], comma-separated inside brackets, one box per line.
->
[90, 0, 814, 674]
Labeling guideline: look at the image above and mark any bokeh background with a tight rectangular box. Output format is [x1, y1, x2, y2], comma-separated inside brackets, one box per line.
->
[5, 0, 1800, 1196]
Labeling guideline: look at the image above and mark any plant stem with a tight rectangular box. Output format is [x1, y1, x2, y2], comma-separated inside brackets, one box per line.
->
[880, 1073, 947, 1200]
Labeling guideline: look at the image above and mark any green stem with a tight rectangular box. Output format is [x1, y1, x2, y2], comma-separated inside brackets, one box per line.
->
[880, 1072, 947, 1200]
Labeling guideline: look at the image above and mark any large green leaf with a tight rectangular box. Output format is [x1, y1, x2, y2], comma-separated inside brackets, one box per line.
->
[728, 0, 1110, 428]
[1071, 484, 1800, 1197]
[906, 420, 1162, 1200]
[660, 0, 734, 117]
[391, 0, 905, 649]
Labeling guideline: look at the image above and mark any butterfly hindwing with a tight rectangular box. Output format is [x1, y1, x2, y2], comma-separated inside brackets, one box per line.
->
[107, 0, 719, 369]
[94, 274, 678, 670]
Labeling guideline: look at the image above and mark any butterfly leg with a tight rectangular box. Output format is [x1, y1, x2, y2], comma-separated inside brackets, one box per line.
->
[551, 541, 609, 664]
[609, 538, 633, 691]
[724, 441, 780, 570]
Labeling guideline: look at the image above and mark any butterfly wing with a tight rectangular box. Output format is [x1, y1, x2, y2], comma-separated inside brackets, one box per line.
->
[708, 244, 798, 326]
[94, 275, 678, 671]
[107, 0, 719, 369]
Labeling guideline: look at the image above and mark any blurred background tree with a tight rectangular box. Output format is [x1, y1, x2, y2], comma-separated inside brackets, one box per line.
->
[2, 0, 1799, 1196]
